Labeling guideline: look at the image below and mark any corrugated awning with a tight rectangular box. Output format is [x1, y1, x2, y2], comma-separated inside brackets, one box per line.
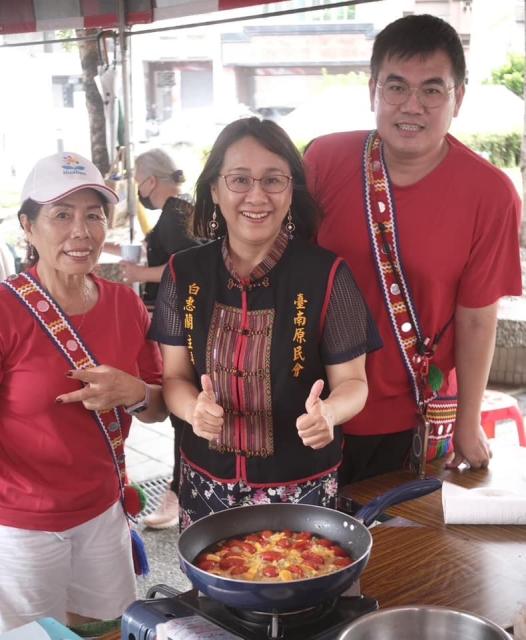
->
[0, 0, 286, 35]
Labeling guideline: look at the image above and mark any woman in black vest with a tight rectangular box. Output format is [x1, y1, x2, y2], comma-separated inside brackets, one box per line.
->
[149, 118, 381, 529]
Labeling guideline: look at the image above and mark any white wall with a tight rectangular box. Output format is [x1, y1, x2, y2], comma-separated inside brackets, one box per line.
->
[0, 46, 90, 189]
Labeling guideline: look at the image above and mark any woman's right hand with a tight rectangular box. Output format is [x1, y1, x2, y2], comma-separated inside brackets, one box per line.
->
[188, 374, 224, 441]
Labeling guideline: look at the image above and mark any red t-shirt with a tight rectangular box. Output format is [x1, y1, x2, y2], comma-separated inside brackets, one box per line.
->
[305, 131, 522, 436]
[0, 269, 162, 531]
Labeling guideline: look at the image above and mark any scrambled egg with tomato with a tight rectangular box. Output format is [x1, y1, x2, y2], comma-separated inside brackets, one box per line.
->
[194, 530, 353, 582]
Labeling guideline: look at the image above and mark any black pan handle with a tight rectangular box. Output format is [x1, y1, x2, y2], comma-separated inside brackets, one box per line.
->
[146, 583, 184, 599]
[354, 477, 442, 527]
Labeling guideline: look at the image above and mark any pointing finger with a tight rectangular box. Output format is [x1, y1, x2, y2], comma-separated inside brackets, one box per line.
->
[66, 367, 98, 383]
[56, 387, 93, 404]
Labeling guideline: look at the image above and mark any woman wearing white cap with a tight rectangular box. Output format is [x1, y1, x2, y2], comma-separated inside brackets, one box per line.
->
[0, 152, 167, 632]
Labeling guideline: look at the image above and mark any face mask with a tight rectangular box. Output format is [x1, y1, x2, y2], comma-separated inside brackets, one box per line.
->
[138, 191, 156, 210]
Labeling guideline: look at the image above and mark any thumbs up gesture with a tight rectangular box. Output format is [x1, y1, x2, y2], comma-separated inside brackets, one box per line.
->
[296, 379, 334, 450]
[190, 374, 224, 441]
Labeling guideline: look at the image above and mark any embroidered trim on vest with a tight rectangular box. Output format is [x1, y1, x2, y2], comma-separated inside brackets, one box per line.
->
[227, 276, 270, 291]
[207, 302, 274, 457]
[292, 292, 308, 378]
[223, 324, 271, 336]
[222, 230, 288, 283]
[183, 281, 200, 364]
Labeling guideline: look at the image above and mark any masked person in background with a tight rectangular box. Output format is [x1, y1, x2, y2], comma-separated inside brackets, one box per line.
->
[107, 148, 199, 530]
[304, 14, 522, 484]
[0, 152, 166, 632]
[105, 148, 198, 307]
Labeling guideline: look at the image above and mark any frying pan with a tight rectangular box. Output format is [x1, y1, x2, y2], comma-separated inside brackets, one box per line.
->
[178, 478, 441, 612]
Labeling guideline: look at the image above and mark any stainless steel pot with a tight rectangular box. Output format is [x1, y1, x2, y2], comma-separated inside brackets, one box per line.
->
[338, 606, 512, 640]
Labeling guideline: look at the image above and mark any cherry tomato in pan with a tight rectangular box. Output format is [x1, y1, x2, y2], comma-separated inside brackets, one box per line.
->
[219, 556, 246, 570]
[295, 531, 313, 541]
[262, 565, 279, 578]
[286, 564, 305, 578]
[330, 545, 348, 557]
[230, 564, 249, 575]
[334, 556, 353, 567]
[316, 538, 334, 548]
[292, 540, 311, 551]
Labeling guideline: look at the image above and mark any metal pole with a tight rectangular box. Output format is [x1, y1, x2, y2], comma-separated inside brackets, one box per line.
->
[117, 0, 136, 243]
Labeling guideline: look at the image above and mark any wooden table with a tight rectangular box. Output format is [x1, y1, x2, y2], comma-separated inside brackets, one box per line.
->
[340, 442, 526, 630]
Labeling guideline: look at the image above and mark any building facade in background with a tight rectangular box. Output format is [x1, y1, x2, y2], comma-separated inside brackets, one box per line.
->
[0, 0, 523, 182]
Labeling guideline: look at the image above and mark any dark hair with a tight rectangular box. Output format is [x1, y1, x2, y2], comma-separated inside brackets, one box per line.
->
[193, 117, 322, 241]
[18, 195, 109, 267]
[370, 14, 466, 86]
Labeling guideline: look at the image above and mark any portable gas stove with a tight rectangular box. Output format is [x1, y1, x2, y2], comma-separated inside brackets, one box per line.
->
[121, 584, 378, 639]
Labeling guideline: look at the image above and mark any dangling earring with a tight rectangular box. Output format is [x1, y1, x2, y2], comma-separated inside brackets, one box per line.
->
[208, 205, 219, 239]
[285, 209, 295, 239]
[27, 242, 36, 262]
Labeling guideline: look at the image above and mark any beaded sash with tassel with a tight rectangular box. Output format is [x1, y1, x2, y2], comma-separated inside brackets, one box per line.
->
[362, 132, 456, 476]
[2, 271, 149, 575]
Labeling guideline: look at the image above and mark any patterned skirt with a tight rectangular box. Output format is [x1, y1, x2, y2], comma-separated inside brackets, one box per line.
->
[178, 459, 338, 531]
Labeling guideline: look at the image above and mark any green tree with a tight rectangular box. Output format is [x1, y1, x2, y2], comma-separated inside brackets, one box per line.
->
[491, 53, 524, 98]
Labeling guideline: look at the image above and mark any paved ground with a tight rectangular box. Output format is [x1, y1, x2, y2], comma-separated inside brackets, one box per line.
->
[125, 417, 191, 596]
[126, 418, 174, 484]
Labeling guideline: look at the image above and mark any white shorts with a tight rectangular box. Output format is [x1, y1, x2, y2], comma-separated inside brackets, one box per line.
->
[0, 501, 137, 632]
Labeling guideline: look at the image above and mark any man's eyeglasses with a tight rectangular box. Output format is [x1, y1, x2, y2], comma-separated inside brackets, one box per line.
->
[377, 80, 456, 108]
[219, 173, 292, 194]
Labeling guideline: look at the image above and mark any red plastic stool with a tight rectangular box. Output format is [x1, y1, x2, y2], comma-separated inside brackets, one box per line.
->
[480, 390, 526, 446]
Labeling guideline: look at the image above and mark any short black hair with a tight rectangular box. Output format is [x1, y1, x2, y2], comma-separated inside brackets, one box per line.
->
[193, 117, 322, 241]
[370, 14, 466, 86]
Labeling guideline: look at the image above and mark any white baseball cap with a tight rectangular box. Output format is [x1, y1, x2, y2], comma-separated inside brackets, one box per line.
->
[21, 152, 119, 205]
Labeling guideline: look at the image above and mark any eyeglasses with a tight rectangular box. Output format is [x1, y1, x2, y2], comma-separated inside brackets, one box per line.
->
[219, 173, 292, 194]
[377, 80, 456, 108]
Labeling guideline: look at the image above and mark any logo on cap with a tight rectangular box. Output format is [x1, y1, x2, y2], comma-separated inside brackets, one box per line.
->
[62, 154, 88, 177]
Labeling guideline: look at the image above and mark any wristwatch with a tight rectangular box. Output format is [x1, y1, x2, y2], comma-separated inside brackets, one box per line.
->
[124, 382, 151, 415]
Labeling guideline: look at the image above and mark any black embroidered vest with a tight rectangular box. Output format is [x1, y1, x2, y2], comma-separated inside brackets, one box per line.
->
[172, 238, 342, 485]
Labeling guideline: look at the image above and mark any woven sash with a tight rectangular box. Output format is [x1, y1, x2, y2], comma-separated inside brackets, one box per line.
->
[2, 271, 149, 574]
[363, 131, 455, 464]
[3, 272, 128, 492]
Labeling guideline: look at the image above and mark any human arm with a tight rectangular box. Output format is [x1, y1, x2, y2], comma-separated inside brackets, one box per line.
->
[161, 344, 224, 440]
[296, 356, 368, 450]
[120, 261, 165, 284]
[446, 302, 497, 469]
[55, 365, 167, 423]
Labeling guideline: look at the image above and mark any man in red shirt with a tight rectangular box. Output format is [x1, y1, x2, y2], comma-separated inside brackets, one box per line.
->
[305, 14, 522, 482]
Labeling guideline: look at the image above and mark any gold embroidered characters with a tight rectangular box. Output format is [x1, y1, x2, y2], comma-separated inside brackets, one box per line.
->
[185, 283, 200, 364]
[292, 292, 308, 377]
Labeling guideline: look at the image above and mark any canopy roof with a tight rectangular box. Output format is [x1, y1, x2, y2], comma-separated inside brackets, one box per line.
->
[0, 0, 285, 35]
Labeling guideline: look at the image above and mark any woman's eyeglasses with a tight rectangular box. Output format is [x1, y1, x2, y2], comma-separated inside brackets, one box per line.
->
[219, 173, 292, 194]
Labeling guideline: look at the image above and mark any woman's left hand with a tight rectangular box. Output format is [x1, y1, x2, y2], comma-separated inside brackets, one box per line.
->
[296, 379, 335, 450]
[56, 365, 146, 412]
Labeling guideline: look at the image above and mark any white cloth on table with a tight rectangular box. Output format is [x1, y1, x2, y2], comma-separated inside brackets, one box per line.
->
[442, 481, 526, 524]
